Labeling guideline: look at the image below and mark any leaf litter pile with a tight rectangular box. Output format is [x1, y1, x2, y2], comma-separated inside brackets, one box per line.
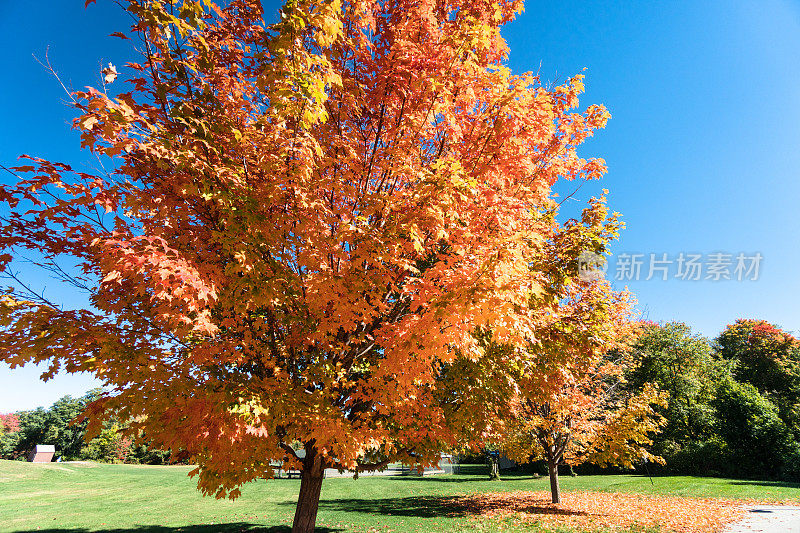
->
[455, 490, 763, 532]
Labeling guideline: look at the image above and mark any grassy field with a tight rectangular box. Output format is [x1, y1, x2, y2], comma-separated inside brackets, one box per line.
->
[2, 460, 800, 533]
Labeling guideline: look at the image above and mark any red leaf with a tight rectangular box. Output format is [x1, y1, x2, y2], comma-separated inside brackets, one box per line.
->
[109, 32, 130, 40]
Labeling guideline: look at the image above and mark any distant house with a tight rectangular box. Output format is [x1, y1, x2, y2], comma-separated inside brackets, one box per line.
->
[28, 445, 55, 463]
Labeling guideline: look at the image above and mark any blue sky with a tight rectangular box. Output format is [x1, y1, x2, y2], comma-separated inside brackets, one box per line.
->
[1, 0, 799, 411]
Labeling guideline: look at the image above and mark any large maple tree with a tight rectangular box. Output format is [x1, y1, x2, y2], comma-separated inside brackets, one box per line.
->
[0, 0, 612, 530]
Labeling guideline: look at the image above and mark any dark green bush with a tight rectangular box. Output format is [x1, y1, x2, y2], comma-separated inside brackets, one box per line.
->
[712, 378, 799, 479]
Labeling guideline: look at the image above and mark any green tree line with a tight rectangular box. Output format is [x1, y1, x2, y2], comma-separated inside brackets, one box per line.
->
[4, 317, 800, 480]
[0, 390, 170, 464]
[625, 319, 800, 480]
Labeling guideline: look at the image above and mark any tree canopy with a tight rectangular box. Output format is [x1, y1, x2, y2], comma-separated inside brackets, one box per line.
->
[716, 319, 800, 424]
[0, 0, 613, 529]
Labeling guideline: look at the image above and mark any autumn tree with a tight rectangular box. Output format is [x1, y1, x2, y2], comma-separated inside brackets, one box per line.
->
[505, 300, 667, 503]
[0, 0, 613, 529]
[0, 414, 18, 435]
[716, 319, 800, 425]
[0, 413, 20, 459]
[503, 200, 667, 504]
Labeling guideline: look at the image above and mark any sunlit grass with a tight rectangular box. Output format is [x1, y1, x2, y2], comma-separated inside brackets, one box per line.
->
[2, 460, 799, 532]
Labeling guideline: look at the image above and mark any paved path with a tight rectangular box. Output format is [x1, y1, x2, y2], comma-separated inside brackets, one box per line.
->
[323, 467, 445, 478]
[725, 506, 800, 532]
[275, 467, 446, 478]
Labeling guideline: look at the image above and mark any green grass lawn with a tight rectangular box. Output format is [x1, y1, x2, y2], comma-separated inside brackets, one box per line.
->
[2, 460, 800, 533]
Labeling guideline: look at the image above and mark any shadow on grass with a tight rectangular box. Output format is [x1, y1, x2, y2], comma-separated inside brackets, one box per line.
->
[730, 479, 800, 489]
[384, 464, 546, 483]
[388, 474, 544, 483]
[318, 495, 588, 519]
[11, 525, 343, 533]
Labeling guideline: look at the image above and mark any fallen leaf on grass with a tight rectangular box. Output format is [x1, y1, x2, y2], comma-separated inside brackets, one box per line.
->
[456, 490, 752, 532]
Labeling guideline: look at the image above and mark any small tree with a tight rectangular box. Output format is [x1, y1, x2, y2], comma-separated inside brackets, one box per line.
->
[503, 199, 667, 504]
[0, 0, 613, 529]
[505, 288, 667, 503]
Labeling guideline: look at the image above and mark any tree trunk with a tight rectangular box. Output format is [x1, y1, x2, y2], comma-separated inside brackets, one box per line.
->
[487, 452, 500, 480]
[547, 457, 561, 504]
[291, 447, 325, 533]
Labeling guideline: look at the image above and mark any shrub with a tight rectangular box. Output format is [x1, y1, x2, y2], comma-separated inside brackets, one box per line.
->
[712, 378, 799, 479]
